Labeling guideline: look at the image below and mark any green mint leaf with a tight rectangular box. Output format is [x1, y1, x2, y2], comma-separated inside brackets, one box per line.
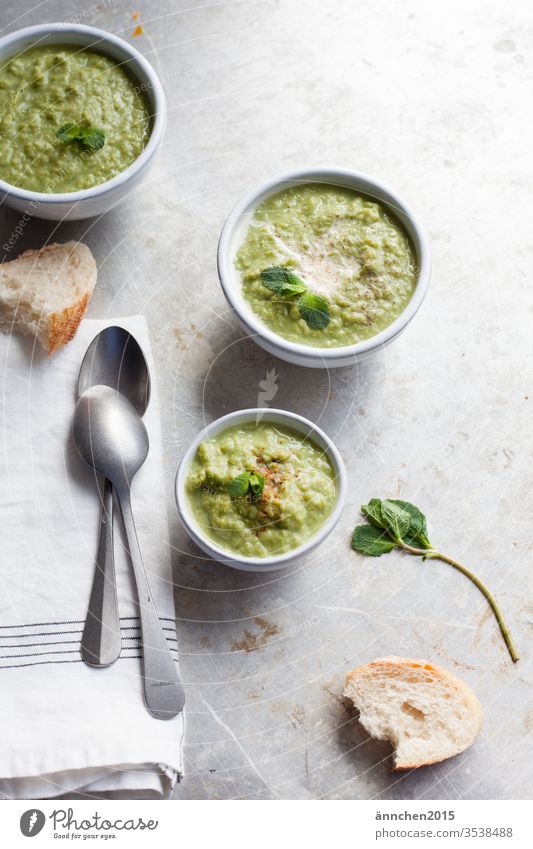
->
[385, 499, 432, 548]
[351, 524, 396, 556]
[57, 122, 83, 143]
[261, 266, 307, 297]
[228, 471, 251, 497]
[351, 495, 519, 662]
[228, 470, 265, 499]
[380, 499, 411, 540]
[361, 498, 387, 529]
[79, 126, 105, 151]
[298, 292, 331, 330]
[249, 472, 265, 499]
[56, 122, 105, 151]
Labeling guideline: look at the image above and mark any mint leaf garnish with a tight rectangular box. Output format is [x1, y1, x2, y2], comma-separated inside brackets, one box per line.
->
[249, 472, 265, 498]
[351, 524, 395, 556]
[298, 292, 330, 330]
[57, 121, 105, 152]
[261, 266, 307, 297]
[361, 497, 387, 530]
[227, 471, 251, 497]
[352, 497, 519, 663]
[228, 470, 265, 499]
[380, 499, 411, 541]
[260, 267, 331, 331]
[79, 126, 105, 151]
[385, 499, 431, 548]
[57, 122, 82, 143]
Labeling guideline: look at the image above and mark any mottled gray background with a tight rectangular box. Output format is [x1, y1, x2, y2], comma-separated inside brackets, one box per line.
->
[1, 0, 531, 800]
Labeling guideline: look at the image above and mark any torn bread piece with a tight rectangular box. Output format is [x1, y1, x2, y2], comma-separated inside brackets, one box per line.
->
[0, 241, 97, 354]
[344, 656, 483, 770]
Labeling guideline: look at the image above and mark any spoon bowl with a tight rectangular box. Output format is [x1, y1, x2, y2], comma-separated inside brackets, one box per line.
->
[78, 325, 151, 414]
[74, 384, 149, 488]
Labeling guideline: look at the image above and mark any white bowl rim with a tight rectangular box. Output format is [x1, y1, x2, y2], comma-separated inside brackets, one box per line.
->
[0, 23, 166, 202]
[217, 166, 431, 362]
[175, 407, 347, 569]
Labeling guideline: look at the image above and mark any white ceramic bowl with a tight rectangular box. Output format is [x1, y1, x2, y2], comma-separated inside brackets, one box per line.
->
[218, 167, 431, 368]
[0, 24, 166, 221]
[175, 408, 347, 572]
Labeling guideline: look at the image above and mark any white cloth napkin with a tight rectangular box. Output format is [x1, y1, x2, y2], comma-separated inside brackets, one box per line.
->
[0, 316, 184, 799]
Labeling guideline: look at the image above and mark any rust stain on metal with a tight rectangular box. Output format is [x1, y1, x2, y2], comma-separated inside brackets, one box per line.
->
[232, 617, 280, 652]
[473, 605, 493, 648]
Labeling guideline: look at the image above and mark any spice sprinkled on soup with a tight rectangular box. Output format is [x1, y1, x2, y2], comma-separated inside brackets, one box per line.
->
[235, 183, 418, 348]
[186, 422, 337, 558]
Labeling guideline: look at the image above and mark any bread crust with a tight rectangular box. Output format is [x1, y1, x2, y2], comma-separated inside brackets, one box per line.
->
[344, 656, 483, 771]
[48, 292, 91, 355]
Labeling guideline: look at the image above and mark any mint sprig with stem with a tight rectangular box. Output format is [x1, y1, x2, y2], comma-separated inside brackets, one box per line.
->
[352, 497, 519, 663]
[57, 121, 105, 152]
[227, 470, 265, 499]
[260, 266, 330, 330]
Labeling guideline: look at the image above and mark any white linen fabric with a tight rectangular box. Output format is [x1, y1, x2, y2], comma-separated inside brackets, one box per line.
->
[0, 316, 183, 799]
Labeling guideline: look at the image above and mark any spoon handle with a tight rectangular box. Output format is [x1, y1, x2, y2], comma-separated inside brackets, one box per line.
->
[115, 486, 185, 720]
[81, 476, 122, 667]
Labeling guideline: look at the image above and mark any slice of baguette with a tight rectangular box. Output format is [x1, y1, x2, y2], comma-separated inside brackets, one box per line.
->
[0, 241, 97, 354]
[344, 656, 483, 770]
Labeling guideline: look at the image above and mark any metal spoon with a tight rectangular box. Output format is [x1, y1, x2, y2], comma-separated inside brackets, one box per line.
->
[77, 327, 151, 668]
[73, 384, 185, 720]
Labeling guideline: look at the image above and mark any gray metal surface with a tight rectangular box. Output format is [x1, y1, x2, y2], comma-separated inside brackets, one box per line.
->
[0, 0, 531, 799]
